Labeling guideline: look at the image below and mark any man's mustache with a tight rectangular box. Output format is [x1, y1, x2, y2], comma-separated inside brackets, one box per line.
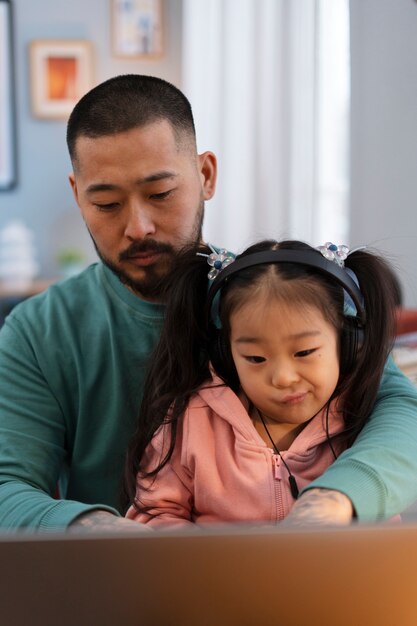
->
[119, 240, 174, 261]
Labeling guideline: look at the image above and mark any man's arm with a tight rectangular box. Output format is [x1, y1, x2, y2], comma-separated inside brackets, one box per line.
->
[0, 315, 117, 530]
[68, 510, 151, 533]
[283, 489, 354, 527]
[301, 357, 417, 522]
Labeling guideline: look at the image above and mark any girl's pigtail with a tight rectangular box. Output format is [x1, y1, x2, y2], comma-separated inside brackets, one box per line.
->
[123, 244, 213, 508]
[340, 249, 398, 442]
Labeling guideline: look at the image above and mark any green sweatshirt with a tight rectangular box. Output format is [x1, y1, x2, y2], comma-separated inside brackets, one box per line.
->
[0, 262, 416, 531]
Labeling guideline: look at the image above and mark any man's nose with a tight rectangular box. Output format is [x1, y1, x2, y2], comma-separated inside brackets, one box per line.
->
[124, 205, 156, 240]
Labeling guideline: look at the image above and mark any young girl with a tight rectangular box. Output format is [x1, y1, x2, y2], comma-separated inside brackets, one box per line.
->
[124, 239, 398, 527]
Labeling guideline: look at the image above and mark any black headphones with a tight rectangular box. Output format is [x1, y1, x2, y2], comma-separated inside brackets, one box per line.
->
[206, 248, 366, 384]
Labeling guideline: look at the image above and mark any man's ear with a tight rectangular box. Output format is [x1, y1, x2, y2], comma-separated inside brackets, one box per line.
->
[198, 151, 217, 200]
[68, 172, 79, 205]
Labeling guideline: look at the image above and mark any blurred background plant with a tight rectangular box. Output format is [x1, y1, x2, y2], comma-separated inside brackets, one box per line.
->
[56, 247, 86, 279]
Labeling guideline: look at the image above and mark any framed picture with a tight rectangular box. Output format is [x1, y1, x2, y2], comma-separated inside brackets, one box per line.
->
[29, 40, 93, 119]
[111, 0, 164, 58]
[0, 0, 16, 190]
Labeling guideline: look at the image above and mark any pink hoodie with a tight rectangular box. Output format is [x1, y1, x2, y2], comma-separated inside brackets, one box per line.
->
[126, 377, 346, 528]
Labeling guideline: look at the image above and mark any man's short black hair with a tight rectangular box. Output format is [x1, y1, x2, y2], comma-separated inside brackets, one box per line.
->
[67, 74, 196, 166]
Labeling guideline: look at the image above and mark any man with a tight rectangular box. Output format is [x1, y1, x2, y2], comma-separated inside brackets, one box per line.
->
[0, 74, 416, 532]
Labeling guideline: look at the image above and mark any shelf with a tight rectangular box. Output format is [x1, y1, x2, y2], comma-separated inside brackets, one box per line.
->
[0, 279, 56, 299]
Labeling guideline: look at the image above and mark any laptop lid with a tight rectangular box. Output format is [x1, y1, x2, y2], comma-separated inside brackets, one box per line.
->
[0, 523, 416, 626]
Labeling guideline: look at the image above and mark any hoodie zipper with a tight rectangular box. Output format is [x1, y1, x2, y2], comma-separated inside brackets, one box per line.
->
[272, 452, 285, 521]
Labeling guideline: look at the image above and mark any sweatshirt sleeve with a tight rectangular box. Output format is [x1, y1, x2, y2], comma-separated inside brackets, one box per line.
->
[0, 315, 118, 531]
[304, 356, 417, 520]
[126, 425, 195, 528]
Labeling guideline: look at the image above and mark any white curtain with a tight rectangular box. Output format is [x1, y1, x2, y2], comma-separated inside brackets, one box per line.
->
[182, 0, 350, 253]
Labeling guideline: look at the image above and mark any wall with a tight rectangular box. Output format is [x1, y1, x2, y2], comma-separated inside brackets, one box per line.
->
[3, 0, 417, 300]
[0, 0, 182, 278]
[350, 0, 417, 307]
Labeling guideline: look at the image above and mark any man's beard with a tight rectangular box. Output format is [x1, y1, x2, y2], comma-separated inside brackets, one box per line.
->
[89, 201, 204, 300]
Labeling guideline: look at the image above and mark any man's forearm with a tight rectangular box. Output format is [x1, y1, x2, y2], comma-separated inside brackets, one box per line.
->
[70, 490, 353, 531]
[282, 488, 354, 527]
[68, 510, 151, 533]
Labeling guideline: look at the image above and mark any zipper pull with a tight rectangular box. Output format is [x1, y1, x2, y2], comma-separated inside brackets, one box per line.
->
[273, 454, 299, 499]
[273, 454, 282, 480]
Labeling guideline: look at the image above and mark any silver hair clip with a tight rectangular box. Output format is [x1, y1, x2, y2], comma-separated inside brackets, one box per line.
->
[316, 242, 367, 267]
[316, 242, 350, 267]
[317, 242, 367, 317]
[197, 244, 235, 280]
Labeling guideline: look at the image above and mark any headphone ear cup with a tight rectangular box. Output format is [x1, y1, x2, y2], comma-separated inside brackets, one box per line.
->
[340, 318, 363, 375]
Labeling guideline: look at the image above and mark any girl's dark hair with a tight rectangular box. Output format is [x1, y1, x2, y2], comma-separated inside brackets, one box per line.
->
[122, 239, 398, 511]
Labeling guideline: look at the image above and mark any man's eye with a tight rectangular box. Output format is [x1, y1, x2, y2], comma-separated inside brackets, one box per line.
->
[150, 190, 173, 200]
[245, 356, 266, 363]
[94, 203, 119, 211]
[295, 348, 317, 358]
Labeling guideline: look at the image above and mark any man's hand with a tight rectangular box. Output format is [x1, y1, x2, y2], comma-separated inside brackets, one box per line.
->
[68, 510, 152, 533]
[282, 488, 354, 527]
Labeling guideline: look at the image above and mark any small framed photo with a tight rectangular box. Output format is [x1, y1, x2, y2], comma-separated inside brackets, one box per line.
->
[0, 0, 16, 190]
[111, 0, 164, 58]
[29, 40, 93, 119]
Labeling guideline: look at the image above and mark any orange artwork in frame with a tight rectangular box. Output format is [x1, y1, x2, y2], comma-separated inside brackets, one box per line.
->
[29, 40, 94, 119]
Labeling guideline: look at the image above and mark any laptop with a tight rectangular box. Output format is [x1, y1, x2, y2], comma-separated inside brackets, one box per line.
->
[1, 522, 417, 626]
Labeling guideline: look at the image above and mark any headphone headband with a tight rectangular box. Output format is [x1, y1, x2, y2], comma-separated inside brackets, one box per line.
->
[206, 249, 366, 326]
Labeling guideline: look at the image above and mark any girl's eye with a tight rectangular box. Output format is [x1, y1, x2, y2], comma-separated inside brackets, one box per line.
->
[245, 355, 266, 363]
[295, 348, 317, 358]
